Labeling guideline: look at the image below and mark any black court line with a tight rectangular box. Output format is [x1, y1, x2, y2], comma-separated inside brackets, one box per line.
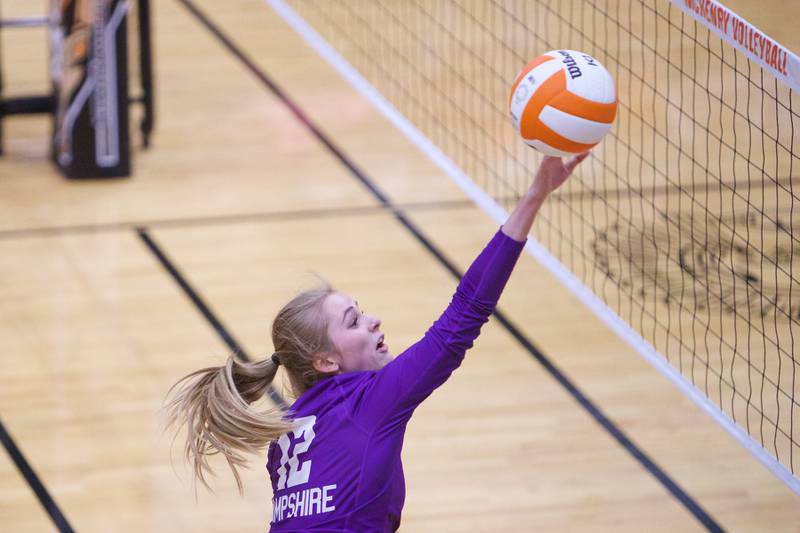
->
[137, 228, 289, 410]
[0, 418, 75, 533]
[5, 177, 793, 243]
[176, 1, 725, 531]
[0, 198, 477, 241]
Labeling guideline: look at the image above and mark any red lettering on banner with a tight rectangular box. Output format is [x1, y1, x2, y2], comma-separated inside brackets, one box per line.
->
[682, 0, 792, 79]
[714, 6, 725, 31]
[713, 3, 722, 31]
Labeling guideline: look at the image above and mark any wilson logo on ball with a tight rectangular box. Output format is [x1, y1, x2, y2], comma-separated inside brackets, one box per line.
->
[509, 50, 617, 157]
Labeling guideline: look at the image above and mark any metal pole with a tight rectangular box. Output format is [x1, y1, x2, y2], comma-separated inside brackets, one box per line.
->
[0, 17, 49, 28]
[137, 0, 154, 147]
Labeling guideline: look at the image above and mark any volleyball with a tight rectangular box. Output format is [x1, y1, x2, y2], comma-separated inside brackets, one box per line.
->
[509, 50, 617, 157]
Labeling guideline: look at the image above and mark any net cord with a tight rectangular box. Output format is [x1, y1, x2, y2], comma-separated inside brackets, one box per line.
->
[265, 0, 800, 495]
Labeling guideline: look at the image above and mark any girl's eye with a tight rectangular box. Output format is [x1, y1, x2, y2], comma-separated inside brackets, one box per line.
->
[350, 309, 364, 328]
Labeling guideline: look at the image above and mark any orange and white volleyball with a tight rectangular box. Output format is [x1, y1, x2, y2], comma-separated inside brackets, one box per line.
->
[509, 50, 617, 157]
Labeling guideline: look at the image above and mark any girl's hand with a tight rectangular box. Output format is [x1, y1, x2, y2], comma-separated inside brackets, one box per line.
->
[529, 153, 589, 200]
[501, 152, 589, 241]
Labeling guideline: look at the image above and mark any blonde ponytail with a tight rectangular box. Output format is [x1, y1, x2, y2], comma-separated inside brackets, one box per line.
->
[163, 355, 291, 494]
[164, 281, 336, 494]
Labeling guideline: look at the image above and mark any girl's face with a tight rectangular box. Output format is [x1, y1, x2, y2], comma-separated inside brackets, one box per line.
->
[321, 292, 392, 373]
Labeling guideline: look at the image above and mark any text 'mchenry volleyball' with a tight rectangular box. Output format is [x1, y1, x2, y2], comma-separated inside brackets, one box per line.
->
[509, 50, 617, 157]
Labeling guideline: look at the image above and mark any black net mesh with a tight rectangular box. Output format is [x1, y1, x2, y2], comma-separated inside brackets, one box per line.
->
[284, 0, 800, 478]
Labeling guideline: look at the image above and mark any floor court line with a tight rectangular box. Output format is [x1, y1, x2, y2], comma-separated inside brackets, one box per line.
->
[0, 198, 478, 241]
[174, 0, 725, 530]
[10, 173, 788, 243]
[137, 227, 289, 410]
[0, 418, 75, 533]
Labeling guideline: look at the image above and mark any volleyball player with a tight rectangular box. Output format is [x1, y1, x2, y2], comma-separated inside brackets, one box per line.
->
[164, 153, 589, 531]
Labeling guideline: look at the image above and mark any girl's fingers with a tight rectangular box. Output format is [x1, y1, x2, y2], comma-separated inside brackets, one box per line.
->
[565, 152, 590, 172]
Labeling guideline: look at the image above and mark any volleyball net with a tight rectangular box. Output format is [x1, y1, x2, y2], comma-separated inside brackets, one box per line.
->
[268, 0, 800, 490]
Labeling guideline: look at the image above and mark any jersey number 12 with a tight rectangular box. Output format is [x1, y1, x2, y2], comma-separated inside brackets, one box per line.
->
[276, 415, 316, 490]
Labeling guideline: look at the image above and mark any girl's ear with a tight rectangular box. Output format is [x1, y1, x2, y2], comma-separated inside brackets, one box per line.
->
[311, 353, 340, 374]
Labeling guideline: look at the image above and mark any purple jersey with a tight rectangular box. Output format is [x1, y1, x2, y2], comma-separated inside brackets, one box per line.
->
[266, 228, 525, 532]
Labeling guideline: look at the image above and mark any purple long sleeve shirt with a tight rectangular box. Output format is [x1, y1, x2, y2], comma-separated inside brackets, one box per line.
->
[266, 229, 525, 532]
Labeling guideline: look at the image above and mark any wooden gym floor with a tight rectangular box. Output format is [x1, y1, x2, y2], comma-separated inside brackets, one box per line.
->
[1, 0, 798, 531]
